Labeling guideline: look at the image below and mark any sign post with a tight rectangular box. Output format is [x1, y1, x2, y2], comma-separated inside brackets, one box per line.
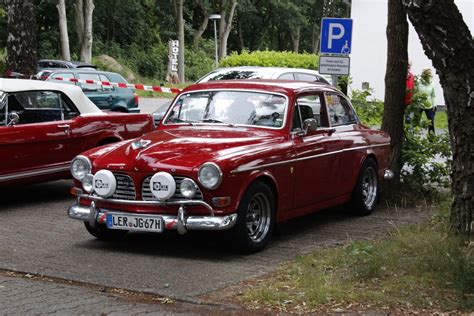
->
[319, 18, 353, 90]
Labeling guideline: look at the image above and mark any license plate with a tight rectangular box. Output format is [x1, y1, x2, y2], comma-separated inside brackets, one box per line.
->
[106, 213, 163, 233]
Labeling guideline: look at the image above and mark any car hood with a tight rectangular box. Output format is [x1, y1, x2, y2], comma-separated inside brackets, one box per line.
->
[89, 127, 285, 173]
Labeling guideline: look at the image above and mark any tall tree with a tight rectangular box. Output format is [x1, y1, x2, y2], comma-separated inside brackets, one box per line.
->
[402, 0, 473, 235]
[57, 0, 70, 61]
[381, 0, 409, 185]
[193, 0, 209, 49]
[217, 0, 238, 59]
[5, 0, 37, 76]
[74, 0, 94, 62]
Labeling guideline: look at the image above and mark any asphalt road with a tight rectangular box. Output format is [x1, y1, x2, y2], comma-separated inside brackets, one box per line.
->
[0, 179, 428, 313]
[139, 97, 171, 114]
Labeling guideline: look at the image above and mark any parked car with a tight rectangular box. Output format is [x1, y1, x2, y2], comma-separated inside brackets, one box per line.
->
[196, 66, 334, 85]
[68, 80, 392, 252]
[0, 79, 154, 186]
[37, 59, 97, 71]
[40, 69, 140, 113]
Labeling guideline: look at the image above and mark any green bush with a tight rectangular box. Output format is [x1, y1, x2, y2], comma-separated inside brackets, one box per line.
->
[351, 89, 384, 126]
[184, 48, 214, 82]
[219, 50, 319, 69]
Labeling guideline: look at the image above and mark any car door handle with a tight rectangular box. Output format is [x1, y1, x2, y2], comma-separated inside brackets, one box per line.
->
[57, 124, 70, 129]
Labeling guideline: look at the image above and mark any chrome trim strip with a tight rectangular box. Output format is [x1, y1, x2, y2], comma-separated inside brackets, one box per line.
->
[77, 193, 215, 216]
[231, 142, 391, 173]
[68, 204, 237, 231]
[0, 163, 70, 182]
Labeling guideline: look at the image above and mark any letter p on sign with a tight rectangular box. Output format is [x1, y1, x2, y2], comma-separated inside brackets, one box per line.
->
[320, 18, 353, 55]
[328, 23, 344, 49]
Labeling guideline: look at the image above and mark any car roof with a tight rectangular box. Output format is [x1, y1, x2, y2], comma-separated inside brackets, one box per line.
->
[196, 66, 333, 84]
[0, 79, 103, 115]
[38, 59, 96, 68]
[182, 79, 341, 95]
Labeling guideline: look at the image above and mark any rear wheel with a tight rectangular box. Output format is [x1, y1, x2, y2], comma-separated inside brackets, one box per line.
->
[84, 222, 128, 241]
[229, 181, 276, 253]
[350, 158, 379, 216]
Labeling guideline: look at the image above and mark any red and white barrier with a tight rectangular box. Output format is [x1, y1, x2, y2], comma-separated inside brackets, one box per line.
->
[44, 76, 182, 94]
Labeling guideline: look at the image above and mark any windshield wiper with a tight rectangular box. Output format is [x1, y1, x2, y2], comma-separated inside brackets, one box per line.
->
[200, 119, 237, 127]
[200, 118, 224, 123]
[171, 118, 195, 125]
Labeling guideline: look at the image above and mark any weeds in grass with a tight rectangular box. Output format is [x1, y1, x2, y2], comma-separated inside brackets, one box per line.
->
[241, 198, 474, 312]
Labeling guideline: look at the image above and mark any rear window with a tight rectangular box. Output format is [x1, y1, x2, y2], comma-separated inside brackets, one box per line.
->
[198, 70, 264, 82]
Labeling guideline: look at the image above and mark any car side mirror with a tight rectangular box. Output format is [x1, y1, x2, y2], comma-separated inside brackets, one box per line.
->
[7, 112, 20, 126]
[303, 118, 318, 134]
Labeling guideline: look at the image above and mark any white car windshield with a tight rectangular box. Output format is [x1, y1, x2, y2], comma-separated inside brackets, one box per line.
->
[164, 90, 287, 128]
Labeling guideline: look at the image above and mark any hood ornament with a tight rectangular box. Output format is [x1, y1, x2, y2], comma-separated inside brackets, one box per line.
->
[131, 139, 152, 150]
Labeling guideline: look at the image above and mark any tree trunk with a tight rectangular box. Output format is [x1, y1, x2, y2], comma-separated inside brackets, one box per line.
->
[381, 0, 408, 187]
[312, 24, 320, 54]
[193, 0, 209, 49]
[80, 0, 94, 63]
[5, 0, 37, 77]
[402, 0, 474, 235]
[74, 0, 84, 51]
[218, 0, 238, 60]
[290, 27, 300, 53]
[57, 0, 71, 61]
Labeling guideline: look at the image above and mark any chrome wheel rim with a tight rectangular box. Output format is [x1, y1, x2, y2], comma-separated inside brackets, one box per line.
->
[246, 192, 271, 243]
[362, 167, 378, 209]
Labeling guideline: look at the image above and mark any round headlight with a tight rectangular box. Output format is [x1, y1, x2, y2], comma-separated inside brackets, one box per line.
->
[71, 156, 91, 181]
[198, 163, 222, 190]
[82, 174, 94, 193]
[180, 178, 197, 198]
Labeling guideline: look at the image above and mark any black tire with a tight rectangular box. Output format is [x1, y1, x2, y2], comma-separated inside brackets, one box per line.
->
[350, 158, 379, 216]
[84, 222, 128, 241]
[228, 181, 276, 253]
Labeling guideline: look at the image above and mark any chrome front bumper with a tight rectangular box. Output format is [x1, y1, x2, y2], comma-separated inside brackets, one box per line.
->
[68, 201, 238, 234]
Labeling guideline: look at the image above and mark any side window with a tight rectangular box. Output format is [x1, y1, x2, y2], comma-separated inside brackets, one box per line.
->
[78, 73, 101, 91]
[295, 73, 317, 82]
[50, 73, 76, 85]
[296, 94, 328, 127]
[326, 94, 357, 126]
[6, 91, 79, 124]
[278, 73, 295, 80]
[99, 74, 114, 90]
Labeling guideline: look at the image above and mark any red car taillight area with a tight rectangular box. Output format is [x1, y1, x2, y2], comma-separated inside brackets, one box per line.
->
[134, 93, 139, 107]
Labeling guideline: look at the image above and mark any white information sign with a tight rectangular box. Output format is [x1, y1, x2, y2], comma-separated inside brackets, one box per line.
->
[319, 55, 350, 75]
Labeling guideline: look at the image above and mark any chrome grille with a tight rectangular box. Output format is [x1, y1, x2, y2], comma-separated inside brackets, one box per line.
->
[112, 173, 136, 200]
[142, 176, 203, 201]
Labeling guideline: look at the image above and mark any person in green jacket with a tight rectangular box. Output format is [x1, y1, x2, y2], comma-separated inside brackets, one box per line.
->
[416, 68, 436, 134]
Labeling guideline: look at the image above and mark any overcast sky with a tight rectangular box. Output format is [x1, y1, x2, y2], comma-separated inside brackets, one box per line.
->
[350, 0, 474, 105]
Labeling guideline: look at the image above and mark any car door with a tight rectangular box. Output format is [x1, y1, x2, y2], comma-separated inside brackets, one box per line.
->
[77, 72, 113, 109]
[0, 90, 80, 182]
[292, 92, 342, 209]
[326, 92, 367, 195]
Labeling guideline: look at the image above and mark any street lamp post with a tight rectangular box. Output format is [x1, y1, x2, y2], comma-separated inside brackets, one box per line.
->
[209, 14, 221, 68]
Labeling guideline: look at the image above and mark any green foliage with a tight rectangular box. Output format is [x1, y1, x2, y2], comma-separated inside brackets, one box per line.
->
[219, 50, 319, 70]
[351, 89, 384, 126]
[401, 126, 452, 192]
[242, 200, 474, 312]
[351, 88, 451, 193]
[184, 47, 214, 82]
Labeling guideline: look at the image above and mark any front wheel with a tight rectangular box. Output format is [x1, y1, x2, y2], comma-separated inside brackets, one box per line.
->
[228, 181, 276, 253]
[350, 158, 379, 216]
[84, 222, 128, 241]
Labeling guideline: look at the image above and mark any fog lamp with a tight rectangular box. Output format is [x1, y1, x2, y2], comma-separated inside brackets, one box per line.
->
[180, 178, 197, 198]
[82, 174, 94, 193]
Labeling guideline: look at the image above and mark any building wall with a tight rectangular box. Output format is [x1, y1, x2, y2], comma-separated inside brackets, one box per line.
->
[350, 0, 474, 106]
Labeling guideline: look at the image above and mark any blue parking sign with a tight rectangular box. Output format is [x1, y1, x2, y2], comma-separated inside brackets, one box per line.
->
[320, 18, 353, 55]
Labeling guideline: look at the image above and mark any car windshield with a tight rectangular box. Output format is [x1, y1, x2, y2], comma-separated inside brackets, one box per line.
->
[164, 90, 287, 129]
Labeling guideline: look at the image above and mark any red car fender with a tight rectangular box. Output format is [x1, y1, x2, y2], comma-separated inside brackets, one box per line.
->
[234, 169, 280, 212]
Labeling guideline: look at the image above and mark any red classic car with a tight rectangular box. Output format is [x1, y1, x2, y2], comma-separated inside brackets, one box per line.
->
[68, 80, 393, 252]
[0, 79, 154, 186]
